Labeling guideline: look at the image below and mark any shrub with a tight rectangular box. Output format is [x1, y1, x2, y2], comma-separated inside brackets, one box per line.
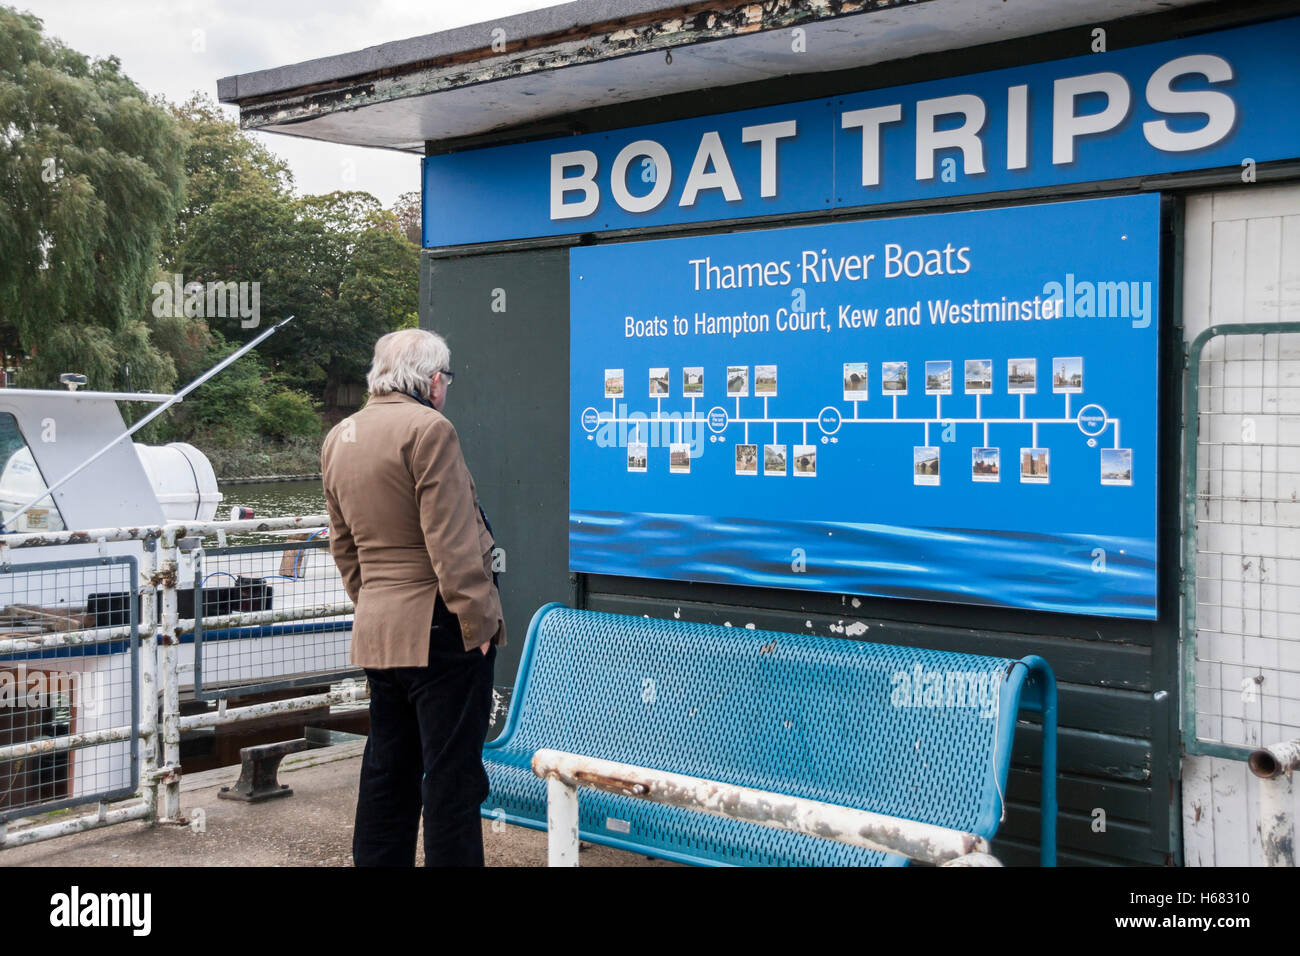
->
[256, 389, 322, 440]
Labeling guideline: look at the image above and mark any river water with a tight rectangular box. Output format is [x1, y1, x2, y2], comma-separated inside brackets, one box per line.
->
[217, 479, 326, 520]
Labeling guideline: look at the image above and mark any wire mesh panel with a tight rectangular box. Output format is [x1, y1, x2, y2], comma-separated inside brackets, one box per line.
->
[1186, 326, 1300, 758]
[0, 557, 139, 823]
[191, 536, 356, 700]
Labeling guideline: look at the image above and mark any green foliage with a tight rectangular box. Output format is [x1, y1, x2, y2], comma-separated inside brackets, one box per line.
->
[179, 185, 419, 401]
[257, 388, 322, 440]
[161, 94, 292, 266]
[18, 318, 176, 394]
[0, 16, 422, 473]
[154, 330, 268, 442]
[199, 434, 322, 480]
[0, 7, 185, 388]
[147, 308, 214, 383]
[391, 190, 421, 245]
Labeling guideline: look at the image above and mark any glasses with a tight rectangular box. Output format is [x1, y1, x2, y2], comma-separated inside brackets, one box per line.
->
[437, 369, 455, 386]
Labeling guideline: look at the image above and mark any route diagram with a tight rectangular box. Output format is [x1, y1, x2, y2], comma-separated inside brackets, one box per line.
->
[580, 360, 1133, 485]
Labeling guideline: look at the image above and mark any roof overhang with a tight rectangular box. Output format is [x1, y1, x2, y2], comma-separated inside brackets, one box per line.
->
[218, 0, 1216, 153]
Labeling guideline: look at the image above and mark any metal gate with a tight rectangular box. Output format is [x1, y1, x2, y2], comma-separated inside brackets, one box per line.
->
[0, 556, 139, 822]
[192, 536, 358, 700]
[1183, 323, 1300, 759]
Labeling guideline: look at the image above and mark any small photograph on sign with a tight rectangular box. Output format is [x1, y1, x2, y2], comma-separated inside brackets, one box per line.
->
[736, 444, 758, 475]
[649, 367, 669, 397]
[1021, 448, 1050, 484]
[755, 365, 777, 396]
[1052, 356, 1083, 394]
[965, 359, 993, 394]
[882, 361, 908, 395]
[1008, 358, 1037, 393]
[604, 369, 624, 398]
[914, 446, 940, 485]
[972, 447, 1000, 483]
[669, 443, 691, 474]
[843, 362, 870, 401]
[683, 367, 704, 395]
[727, 366, 748, 397]
[925, 361, 952, 395]
[793, 445, 816, 477]
[627, 442, 648, 473]
[764, 444, 787, 476]
[1101, 448, 1133, 486]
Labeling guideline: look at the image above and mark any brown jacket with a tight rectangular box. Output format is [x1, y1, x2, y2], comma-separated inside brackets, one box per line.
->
[320, 391, 505, 666]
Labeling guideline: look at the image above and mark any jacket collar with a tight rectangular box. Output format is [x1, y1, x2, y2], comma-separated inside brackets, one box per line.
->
[368, 391, 421, 406]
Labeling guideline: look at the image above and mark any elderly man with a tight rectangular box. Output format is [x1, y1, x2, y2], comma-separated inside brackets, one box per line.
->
[320, 328, 505, 867]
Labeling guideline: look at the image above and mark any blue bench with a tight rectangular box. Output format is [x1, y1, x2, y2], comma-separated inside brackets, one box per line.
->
[481, 604, 1057, 866]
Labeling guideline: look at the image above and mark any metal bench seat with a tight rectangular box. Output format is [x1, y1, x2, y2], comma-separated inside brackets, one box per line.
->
[481, 603, 1056, 866]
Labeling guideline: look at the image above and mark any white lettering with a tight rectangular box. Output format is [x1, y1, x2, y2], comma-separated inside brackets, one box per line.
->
[679, 131, 741, 206]
[1143, 54, 1235, 152]
[550, 150, 599, 219]
[1053, 72, 1131, 164]
[610, 140, 671, 212]
[841, 105, 903, 187]
[741, 120, 798, 198]
[1007, 84, 1029, 170]
[915, 94, 987, 180]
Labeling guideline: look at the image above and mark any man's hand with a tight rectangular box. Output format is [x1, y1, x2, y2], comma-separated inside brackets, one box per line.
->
[478, 640, 491, 655]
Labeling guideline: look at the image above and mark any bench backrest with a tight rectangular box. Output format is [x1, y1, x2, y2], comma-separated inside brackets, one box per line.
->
[490, 604, 1055, 850]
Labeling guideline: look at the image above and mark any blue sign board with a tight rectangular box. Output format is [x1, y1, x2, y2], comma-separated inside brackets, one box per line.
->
[425, 16, 1300, 247]
[569, 195, 1162, 618]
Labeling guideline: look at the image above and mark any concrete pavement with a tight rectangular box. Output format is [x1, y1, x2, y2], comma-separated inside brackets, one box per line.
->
[0, 741, 678, 867]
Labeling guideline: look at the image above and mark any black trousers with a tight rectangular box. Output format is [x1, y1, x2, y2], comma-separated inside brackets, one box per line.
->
[352, 596, 496, 867]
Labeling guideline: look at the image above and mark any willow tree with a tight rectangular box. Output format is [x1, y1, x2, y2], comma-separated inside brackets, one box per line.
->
[0, 7, 185, 389]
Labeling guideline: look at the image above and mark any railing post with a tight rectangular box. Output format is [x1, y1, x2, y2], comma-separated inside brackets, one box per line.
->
[158, 529, 182, 823]
[1249, 738, 1300, 868]
[547, 776, 580, 867]
[138, 535, 159, 824]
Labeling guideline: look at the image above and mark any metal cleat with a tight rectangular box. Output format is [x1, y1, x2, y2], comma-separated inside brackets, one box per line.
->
[218, 738, 318, 803]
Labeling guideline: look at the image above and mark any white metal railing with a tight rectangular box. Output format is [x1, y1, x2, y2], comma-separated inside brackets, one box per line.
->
[0, 514, 360, 850]
[531, 749, 1002, 867]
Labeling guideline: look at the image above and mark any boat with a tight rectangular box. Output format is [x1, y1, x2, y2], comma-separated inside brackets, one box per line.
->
[0, 383, 350, 817]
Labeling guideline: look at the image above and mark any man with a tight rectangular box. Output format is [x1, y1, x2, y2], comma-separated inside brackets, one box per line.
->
[320, 328, 505, 867]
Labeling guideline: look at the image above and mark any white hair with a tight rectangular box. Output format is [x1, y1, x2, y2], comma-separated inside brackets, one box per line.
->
[365, 329, 450, 400]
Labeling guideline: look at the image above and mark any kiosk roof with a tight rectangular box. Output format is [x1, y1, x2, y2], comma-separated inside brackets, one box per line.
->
[216, 0, 1212, 152]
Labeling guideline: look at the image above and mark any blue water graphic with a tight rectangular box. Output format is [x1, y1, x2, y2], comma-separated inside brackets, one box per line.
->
[570, 510, 1156, 618]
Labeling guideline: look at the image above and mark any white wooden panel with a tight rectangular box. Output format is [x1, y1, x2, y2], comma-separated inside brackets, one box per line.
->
[1182, 182, 1300, 866]
[1209, 218, 1247, 326]
[1185, 755, 1298, 868]
[1283, 215, 1300, 325]
[1183, 194, 1214, 341]
[1209, 755, 1251, 865]
[1181, 756, 1216, 866]
[1210, 184, 1300, 223]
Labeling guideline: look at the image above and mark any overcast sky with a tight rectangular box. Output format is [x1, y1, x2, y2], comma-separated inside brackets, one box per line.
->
[16, 0, 567, 209]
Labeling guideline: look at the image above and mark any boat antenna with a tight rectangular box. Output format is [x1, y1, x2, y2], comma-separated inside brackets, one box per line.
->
[4, 315, 295, 531]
